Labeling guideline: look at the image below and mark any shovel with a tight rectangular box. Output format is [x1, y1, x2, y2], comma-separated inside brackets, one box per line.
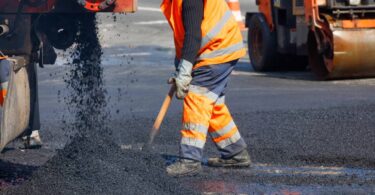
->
[143, 84, 176, 151]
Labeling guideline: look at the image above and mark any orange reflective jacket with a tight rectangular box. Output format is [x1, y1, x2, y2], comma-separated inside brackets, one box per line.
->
[161, 0, 246, 69]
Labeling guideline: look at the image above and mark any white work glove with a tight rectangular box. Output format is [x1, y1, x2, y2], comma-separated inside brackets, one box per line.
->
[168, 59, 193, 100]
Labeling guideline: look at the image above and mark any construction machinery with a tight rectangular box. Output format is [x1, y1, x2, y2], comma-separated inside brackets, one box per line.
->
[246, 0, 375, 79]
[0, 0, 137, 151]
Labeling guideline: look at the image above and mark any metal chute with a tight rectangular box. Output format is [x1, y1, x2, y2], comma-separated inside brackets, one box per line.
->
[0, 62, 30, 151]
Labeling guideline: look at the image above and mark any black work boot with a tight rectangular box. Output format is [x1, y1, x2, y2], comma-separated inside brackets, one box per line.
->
[208, 149, 251, 168]
[166, 159, 202, 177]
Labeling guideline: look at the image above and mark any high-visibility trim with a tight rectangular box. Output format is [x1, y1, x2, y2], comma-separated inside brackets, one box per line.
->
[182, 123, 208, 135]
[181, 130, 207, 141]
[194, 48, 246, 69]
[162, 0, 246, 67]
[201, 10, 233, 48]
[216, 131, 241, 149]
[198, 42, 244, 61]
[210, 120, 236, 139]
[181, 137, 206, 149]
[189, 85, 219, 102]
[215, 96, 225, 105]
[213, 126, 238, 143]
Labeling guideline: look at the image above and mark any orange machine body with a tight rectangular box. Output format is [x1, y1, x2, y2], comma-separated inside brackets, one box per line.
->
[0, 0, 137, 13]
[247, 0, 375, 79]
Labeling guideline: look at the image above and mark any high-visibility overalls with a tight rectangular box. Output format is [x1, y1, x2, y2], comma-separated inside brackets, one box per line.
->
[162, 0, 248, 161]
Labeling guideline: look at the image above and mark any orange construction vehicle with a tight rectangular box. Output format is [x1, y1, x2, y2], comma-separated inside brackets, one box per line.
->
[246, 0, 375, 79]
[0, 0, 137, 151]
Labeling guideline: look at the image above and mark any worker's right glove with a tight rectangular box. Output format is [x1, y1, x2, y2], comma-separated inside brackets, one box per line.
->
[168, 59, 193, 100]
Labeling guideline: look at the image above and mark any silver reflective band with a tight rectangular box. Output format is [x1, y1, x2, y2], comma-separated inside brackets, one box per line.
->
[216, 131, 241, 149]
[181, 137, 206, 149]
[210, 120, 236, 139]
[198, 42, 244, 61]
[189, 85, 219, 102]
[0, 82, 8, 91]
[215, 96, 225, 105]
[201, 10, 233, 49]
[182, 123, 208, 135]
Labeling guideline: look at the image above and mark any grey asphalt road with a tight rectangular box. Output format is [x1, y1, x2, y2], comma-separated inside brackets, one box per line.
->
[1, 0, 375, 194]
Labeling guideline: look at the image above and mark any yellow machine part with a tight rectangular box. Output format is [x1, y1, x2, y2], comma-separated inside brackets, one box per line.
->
[330, 29, 375, 78]
[0, 64, 30, 151]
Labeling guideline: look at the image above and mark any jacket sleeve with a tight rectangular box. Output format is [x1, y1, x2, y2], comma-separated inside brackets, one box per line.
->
[180, 0, 203, 66]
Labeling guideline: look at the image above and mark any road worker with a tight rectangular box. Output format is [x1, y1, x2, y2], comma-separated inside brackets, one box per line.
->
[161, 0, 251, 177]
[0, 57, 43, 149]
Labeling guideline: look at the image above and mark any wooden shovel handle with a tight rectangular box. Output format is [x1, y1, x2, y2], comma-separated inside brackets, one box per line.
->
[148, 85, 176, 145]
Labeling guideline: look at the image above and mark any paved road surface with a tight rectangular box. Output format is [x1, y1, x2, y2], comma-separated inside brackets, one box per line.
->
[1, 0, 375, 194]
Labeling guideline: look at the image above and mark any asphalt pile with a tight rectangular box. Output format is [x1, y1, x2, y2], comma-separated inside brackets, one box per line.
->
[4, 14, 196, 195]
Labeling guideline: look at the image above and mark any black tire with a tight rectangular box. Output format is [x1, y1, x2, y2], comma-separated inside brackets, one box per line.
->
[307, 31, 329, 80]
[248, 13, 278, 71]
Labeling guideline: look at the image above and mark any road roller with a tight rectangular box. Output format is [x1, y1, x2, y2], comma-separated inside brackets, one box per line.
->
[0, 0, 137, 152]
[246, 0, 375, 79]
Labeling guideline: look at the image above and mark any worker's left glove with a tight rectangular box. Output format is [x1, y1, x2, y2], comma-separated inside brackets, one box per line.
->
[168, 59, 193, 100]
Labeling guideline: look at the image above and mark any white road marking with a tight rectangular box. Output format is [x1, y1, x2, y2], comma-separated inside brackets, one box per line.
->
[134, 20, 168, 25]
[138, 6, 161, 12]
[231, 70, 262, 76]
[109, 52, 151, 57]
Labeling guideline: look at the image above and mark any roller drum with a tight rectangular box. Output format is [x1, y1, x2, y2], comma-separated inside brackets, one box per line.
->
[329, 29, 375, 78]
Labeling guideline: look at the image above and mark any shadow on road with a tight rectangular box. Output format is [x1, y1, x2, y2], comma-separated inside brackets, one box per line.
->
[234, 61, 318, 81]
[0, 159, 37, 189]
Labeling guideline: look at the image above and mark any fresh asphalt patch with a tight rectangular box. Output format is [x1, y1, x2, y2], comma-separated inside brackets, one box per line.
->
[1, 103, 375, 194]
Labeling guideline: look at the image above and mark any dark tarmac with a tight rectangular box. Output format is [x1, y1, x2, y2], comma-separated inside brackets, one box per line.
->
[0, 0, 375, 194]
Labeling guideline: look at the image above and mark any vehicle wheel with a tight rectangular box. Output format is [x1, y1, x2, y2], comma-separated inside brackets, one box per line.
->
[248, 13, 278, 71]
[308, 31, 330, 80]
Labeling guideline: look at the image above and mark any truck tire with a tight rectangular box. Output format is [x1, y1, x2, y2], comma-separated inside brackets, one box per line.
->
[248, 13, 278, 72]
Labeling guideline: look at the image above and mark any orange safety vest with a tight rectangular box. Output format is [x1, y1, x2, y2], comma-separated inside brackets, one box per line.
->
[161, 0, 246, 69]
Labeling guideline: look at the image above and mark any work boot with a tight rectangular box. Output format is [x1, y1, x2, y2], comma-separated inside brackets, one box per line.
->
[208, 149, 251, 168]
[22, 130, 43, 149]
[166, 159, 202, 177]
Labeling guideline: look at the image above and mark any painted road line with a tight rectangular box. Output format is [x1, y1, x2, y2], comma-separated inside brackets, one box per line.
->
[138, 6, 161, 12]
[250, 163, 375, 178]
[193, 181, 375, 194]
[109, 52, 152, 57]
[134, 20, 168, 25]
[232, 70, 262, 76]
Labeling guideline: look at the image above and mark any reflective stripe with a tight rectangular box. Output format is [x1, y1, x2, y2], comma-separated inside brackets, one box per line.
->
[210, 121, 236, 139]
[182, 123, 208, 135]
[181, 130, 206, 141]
[215, 96, 225, 105]
[0, 82, 8, 90]
[189, 85, 219, 101]
[201, 10, 232, 48]
[216, 131, 241, 149]
[181, 137, 206, 149]
[198, 42, 244, 61]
